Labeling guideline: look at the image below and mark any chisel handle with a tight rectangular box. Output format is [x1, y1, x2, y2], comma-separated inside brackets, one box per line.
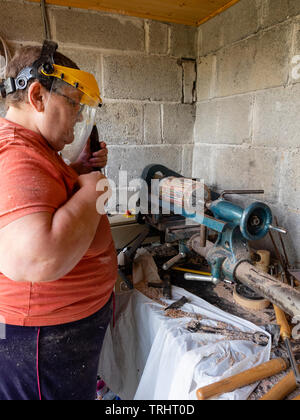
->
[90, 125, 103, 172]
[274, 305, 291, 340]
[197, 358, 289, 400]
[260, 369, 298, 400]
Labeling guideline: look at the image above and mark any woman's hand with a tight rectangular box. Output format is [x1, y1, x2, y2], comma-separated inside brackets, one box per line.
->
[78, 171, 111, 210]
[70, 138, 108, 175]
[78, 171, 107, 195]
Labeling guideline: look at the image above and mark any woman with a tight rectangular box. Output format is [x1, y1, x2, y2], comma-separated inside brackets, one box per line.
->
[0, 42, 117, 400]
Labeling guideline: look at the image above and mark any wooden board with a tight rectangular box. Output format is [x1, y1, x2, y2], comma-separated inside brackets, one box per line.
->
[27, 0, 240, 26]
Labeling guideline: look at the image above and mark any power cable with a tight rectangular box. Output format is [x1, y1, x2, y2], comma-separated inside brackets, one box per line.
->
[0, 34, 11, 80]
[41, 0, 51, 40]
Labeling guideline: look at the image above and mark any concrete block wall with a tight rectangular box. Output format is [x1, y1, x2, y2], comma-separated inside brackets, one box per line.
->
[0, 0, 299, 267]
[0, 0, 197, 187]
[195, 0, 300, 267]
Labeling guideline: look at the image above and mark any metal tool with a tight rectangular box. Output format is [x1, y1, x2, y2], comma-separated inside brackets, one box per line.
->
[121, 227, 150, 264]
[148, 273, 172, 299]
[275, 216, 290, 252]
[273, 304, 300, 385]
[269, 225, 291, 285]
[118, 268, 134, 290]
[187, 322, 269, 346]
[163, 251, 186, 271]
[164, 296, 189, 311]
[184, 272, 220, 285]
[220, 189, 265, 198]
[117, 226, 150, 289]
[289, 270, 300, 283]
[285, 339, 300, 385]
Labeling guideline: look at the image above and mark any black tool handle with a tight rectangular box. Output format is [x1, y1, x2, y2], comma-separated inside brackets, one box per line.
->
[90, 125, 102, 172]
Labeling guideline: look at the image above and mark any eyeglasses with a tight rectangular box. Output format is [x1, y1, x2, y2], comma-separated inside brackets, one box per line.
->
[52, 88, 85, 116]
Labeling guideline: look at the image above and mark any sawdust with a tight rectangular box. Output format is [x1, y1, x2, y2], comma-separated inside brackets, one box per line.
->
[214, 282, 274, 326]
[214, 282, 235, 302]
[249, 370, 300, 400]
[147, 244, 178, 258]
[247, 366, 289, 400]
[135, 280, 164, 303]
[164, 309, 200, 319]
[135, 281, 202, 320]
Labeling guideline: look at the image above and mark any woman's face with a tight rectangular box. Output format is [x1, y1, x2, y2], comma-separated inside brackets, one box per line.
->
[40, 84, 83, 151]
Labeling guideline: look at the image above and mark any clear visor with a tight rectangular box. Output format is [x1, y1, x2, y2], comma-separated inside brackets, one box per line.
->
[48, 79, 98, 163]
[61, 106, 97, 163]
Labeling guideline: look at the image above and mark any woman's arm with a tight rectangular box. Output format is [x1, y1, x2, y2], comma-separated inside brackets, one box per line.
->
[0, 172, 108, 283]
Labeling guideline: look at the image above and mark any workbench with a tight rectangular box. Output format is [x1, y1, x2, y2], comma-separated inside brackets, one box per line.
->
[98, 284, 271, 400]
[99, 231, 300, 400]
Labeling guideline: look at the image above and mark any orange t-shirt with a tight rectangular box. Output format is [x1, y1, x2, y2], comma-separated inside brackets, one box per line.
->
[0, 117, 117, 327]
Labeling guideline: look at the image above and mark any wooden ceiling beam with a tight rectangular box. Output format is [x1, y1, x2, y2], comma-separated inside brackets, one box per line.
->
[26, 0, 240, 27]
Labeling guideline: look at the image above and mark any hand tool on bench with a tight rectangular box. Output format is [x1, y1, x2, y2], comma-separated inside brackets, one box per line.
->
[188, 323, 269, 346]
[164, 296, 190, 311]
[196, 358, 289, 400]
[259, 305, 300, 400]
[148, 273, 172, 299]
[260, 367, 300, 400]
[273, 304, 300, 385]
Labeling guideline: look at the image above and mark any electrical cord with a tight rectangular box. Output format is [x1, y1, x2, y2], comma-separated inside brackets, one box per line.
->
[0, 34, 11, 80]
[41, 0, 51, 40]
[0, 0, 51, 81]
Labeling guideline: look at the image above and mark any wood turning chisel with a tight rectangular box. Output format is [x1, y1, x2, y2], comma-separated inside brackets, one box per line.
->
[196, 358, 289, 400]
[260, 368, 299, 400]
[273, 304, 300, 385]
[90, 124, 106, 174]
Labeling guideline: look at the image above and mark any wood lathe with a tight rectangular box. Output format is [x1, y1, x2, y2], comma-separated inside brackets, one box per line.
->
[134, 164, 300, 337]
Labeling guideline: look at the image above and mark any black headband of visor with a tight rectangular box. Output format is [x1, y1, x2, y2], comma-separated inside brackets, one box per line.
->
[0, 40, 58, 99]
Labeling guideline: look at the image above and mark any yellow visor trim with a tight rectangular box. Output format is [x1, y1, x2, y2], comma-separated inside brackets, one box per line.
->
[41, 64, 102, 107]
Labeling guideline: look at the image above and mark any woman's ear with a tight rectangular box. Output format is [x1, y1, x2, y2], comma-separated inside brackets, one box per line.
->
[27, 82, 47, 112]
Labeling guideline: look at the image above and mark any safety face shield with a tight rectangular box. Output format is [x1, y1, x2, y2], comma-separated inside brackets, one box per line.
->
[62, 105, 97, 163]
[41, 62, 102, 163]
[45, 76, 100, 162]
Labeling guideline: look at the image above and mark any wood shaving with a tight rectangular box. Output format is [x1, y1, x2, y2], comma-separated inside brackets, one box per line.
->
[164, 309, 200, 319]
[136, 280, 202, 319]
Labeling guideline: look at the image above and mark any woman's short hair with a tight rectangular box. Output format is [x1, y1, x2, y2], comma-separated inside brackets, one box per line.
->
[5, 45, 79, 108]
